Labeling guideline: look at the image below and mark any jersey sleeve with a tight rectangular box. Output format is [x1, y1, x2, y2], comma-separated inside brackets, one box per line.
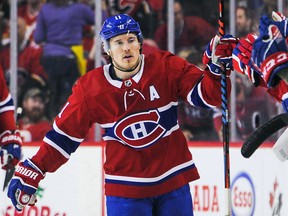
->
[31, 79, 93, 173]
[0, 65, 16, 133]
[175, 57, 231, 109]
[267, 79, 288, 103]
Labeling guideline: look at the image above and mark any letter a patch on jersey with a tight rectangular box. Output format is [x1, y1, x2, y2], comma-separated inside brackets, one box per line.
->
[149, 85, 160, 101]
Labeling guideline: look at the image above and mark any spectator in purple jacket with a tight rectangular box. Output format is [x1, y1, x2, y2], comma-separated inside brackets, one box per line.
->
[34, 0, 95, 119]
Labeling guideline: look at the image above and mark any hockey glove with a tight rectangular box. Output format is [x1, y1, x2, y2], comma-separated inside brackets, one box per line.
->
[7, 158, 45, 211]
[250, 23, 288, 87]
[232, 34, 262, 86]
[282, 92, 288, 112]
[203, 34, 238, 76]
[259, 11, 288, 38]
[0, 130, 22, 170]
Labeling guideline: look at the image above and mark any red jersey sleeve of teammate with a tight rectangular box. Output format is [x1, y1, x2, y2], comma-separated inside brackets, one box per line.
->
[0, 65, 16, 133]
[267, 80, 288, 103]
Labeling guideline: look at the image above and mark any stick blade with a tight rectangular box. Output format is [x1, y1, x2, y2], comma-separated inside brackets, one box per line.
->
[241, 113, 288, 158]
[3, 165, 15, 191]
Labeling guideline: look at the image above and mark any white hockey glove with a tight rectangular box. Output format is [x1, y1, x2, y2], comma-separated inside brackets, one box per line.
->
[7, 158, 45, 211]
[273, 127, 288, 162]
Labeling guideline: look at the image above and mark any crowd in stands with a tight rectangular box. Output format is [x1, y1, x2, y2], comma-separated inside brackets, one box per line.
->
[0, 0, 282, 142]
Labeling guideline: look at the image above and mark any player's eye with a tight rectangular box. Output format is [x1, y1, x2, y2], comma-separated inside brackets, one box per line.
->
[115, 41, 124, 46]
[128, 37, 136, 43]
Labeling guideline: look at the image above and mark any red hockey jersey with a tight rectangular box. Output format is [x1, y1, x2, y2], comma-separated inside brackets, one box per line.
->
[32, 50, 229, 198]
[0, 65, 16, 133]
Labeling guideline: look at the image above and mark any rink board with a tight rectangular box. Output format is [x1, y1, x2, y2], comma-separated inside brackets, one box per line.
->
[0, 141, 286, 216]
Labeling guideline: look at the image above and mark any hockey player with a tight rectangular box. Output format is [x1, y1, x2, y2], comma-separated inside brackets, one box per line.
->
[0, 65, 22, 176]
[233, 11, 288, 161]
[7, 14, 237, 215]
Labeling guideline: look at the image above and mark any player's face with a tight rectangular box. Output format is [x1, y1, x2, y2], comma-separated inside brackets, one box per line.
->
[23, 96, 45, 123]
[236, 8, 249, 33]
[174, 2, 184, 26]
[109, 33, 141, 74]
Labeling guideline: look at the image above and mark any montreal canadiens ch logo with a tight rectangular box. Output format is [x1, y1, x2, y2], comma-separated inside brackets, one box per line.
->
[114, 110, 166, 148]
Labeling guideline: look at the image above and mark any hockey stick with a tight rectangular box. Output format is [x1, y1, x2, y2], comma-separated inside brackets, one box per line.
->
[2, 107, 22, 191]
[241, 113, 288, 158]
[3, 162, 15, 191]
[218, 0, 232, 215]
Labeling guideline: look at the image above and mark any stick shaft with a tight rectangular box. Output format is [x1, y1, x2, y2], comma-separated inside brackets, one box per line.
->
[2, 107, 22, 191]
[218, 0, 231, 215]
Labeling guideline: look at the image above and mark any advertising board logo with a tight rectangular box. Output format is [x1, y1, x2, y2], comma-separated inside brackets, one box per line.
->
[231, 172, 255, 216]
[269, 178, 282, 215]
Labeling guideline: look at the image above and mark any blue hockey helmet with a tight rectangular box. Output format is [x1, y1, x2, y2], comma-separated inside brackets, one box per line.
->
[100, 14, 143, 52]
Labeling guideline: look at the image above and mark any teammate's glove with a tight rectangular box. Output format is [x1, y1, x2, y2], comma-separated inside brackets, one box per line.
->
[203, 34, 238, 76]
[0, 130, 22, 170]
[7, 158, 45, 211]
[259, 11, 288, 38]
[232, 34, 262, 86]
[282, 98, 288, 112]
[250, 21, 288, 87]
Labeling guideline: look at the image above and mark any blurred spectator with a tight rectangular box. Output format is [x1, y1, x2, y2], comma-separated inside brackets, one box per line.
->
[146, 0, 164, 25]
[18, 71, 49, 108]
[178, 100, 221, 141]
[176, 47, 221, 141]
[177, 47, 206, 70]
[257, 0, 277, 18]
[154, 0, 216, 53]
[18, 0, 44, 41]
[0, 3, 5, 48]
[236, 6, 256, 38]
[79, 0, 108, 57]
[169, 0, 218, 28]
[234, 74, 277, 141]
[18, 87, 51, 142]
[106, 0, 160, 39]
[0, 0, 10, 20]
[34, 0, 95, 119]
[0, 17, 47, 95]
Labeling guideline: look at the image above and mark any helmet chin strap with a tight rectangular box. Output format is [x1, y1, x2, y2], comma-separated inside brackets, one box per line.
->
[112, 55, 142, 73]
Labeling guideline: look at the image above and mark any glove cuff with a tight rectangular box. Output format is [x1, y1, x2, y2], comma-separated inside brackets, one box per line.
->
[25, 158, 45, 176]
[261, 52, 288, 87]
[0, 130, 22, 147]
[15, 159, 45, 188]
[207, 63, 222, 76]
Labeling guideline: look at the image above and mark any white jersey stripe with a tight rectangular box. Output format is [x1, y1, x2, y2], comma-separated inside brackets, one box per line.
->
[43, 137, 70, 159]
[0, 106, 15, 113]
[105, 159, 194, 183]
[53, 122, 84, 142]
[0, 93, 12, 106]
